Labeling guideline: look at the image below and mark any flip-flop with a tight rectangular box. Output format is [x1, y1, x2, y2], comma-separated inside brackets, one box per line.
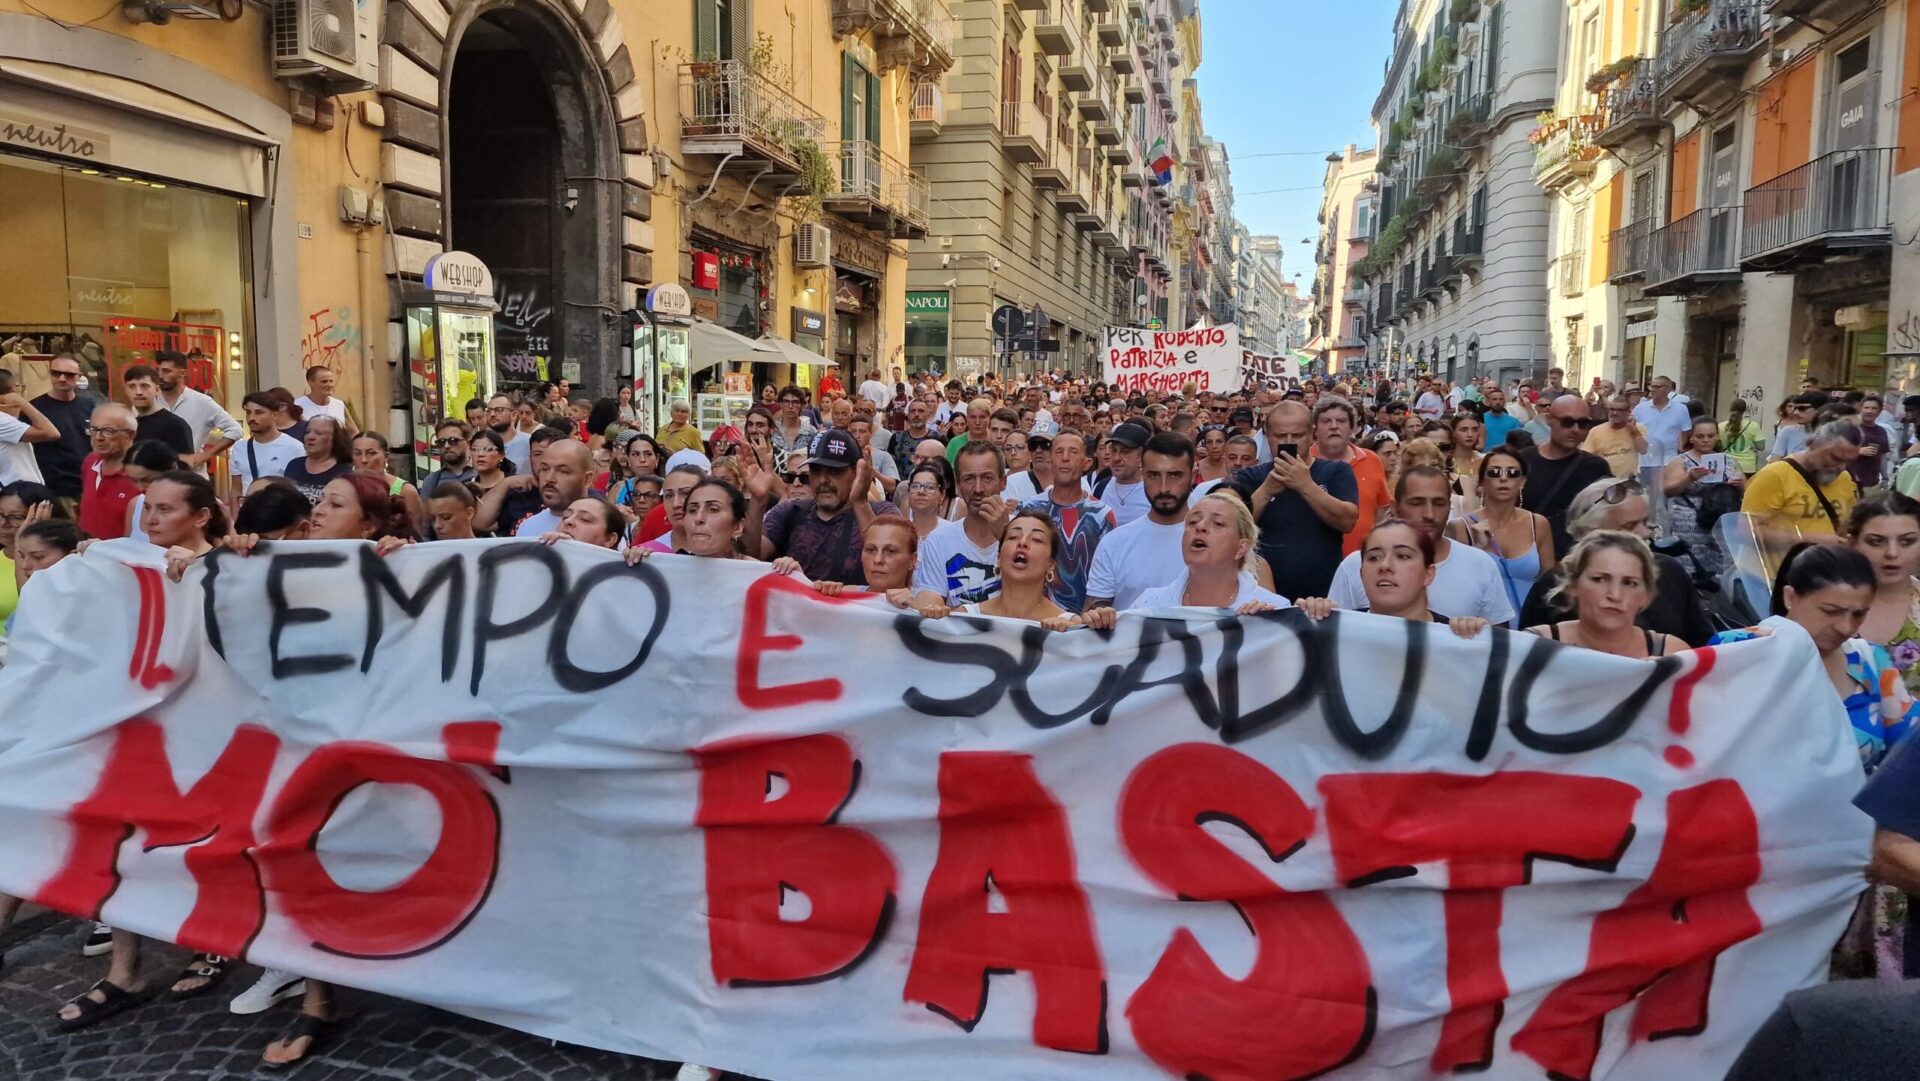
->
[53, 979, 149, 1032]
[168, 953, 232, 999]
[262, 1013, 336, 1071]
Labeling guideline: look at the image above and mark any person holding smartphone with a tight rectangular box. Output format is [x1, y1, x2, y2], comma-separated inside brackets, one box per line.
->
[1230, 401, 1359, 601]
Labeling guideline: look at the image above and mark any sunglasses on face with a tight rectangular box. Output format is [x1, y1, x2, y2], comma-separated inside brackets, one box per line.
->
[1553, 416, 1596, 430]
[1483, 466, 1524, 479]
[50, 370, 81, 379]
[435, 436, 465, 447]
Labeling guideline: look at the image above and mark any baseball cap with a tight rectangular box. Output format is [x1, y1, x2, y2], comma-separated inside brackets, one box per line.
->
[1229, 407, 1254, 425]
[1108, 421, 1152, 449]
[806, 428, 862, 469]
[1027, 433, 1054, 452]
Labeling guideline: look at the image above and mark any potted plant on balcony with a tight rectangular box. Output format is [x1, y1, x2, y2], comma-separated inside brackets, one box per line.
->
[1670, 0, 1710, 24]
[1450, 0, 1481, 23]
[1584, 56, 1642, 96]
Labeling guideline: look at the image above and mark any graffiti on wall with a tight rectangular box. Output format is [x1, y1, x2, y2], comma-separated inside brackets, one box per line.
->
[299, 306, 361, 370]
[1895, 308, 1920, 357]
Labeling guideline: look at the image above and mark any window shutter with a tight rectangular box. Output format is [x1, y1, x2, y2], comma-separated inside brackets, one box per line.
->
[866, 70, 881, 143]
[728, 0, 753, 62]
[1484, 3, 1502, 96]
[694, 0, 716, 59]
[843, 53, 858, 140]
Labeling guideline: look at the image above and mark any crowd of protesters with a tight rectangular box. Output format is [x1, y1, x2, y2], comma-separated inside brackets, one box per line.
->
[7, 355, 1920, 1077]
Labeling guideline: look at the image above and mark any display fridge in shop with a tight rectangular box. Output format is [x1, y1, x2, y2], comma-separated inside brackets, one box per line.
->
[695, 370, 755, 437]
[404, 252, 499, 477]
[630, 282, 694, 436]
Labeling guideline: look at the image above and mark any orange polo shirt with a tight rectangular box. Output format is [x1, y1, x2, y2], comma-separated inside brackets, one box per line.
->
[1313, 444, 1392, 555]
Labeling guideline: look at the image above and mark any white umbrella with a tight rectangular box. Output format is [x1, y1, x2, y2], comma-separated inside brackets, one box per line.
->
[740, 335, 837, 367]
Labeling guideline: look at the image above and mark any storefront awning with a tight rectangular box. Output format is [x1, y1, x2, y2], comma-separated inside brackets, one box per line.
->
[735, 335, 837, 368]
[688, 318, 781, 373]
[0, 59, 273, 196]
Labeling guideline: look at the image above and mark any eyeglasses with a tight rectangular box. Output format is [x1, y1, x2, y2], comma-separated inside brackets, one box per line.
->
[1552, 416, 1596, 430]
[907, 482, 941, 493]
[1483, 466, 1524, 479]
[1600, 477, 1645, 504]
[83, 424, 135, 436]
[632, 490, 663, 502]
[434, 436, 466, 447]
[0, 512, 26, 525]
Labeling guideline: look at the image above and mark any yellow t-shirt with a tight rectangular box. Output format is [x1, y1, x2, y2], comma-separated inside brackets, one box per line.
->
[1741, 460, 1858, 535]
[0, 552, 16, 624]
[1582, 422, 1645, 478]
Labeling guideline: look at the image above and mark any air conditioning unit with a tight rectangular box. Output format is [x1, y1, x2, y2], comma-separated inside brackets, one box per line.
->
[273, 0, 378, 92]
[794, 223, 833, 269]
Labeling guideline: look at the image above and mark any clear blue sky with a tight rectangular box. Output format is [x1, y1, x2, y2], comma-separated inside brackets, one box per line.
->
[1197, 0, 1395, 284]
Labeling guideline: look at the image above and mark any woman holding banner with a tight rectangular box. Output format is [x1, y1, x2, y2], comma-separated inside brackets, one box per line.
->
[1085, 492, 1287, 624]
[1525, 531, 1686, 659]
[1293, 520, 1488, 638]
[923, 509, 1080, 630]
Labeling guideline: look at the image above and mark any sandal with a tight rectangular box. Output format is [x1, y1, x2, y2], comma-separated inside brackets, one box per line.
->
[54, 979, 148, 1031]
[169, 953, 231, 999]
[262, 1012, 336, 1070]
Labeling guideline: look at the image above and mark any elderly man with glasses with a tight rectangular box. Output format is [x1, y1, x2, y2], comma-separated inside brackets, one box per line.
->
[78, 403, 142, 540]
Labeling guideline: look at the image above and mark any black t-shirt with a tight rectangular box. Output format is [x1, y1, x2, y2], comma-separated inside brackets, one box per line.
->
[493, 488, 545, 538]
[1517, 553, 1712, 646]
[1519, 447, 1612, 556]
[282, 457, 351, 504]
[1230, 459, 1359, 602]
[29, 392, 97, 499]
[135, 409, 196, 456]
[762, 498, 900, 585]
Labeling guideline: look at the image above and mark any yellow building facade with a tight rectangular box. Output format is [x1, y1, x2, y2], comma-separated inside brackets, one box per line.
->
[0, 0, 940, 470]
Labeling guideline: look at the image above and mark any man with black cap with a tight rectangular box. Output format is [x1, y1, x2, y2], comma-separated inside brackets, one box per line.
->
[756, 428, 894, 584]
[1091, 420, 1154, 525]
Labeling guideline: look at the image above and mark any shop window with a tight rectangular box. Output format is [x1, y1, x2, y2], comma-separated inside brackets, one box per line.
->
[0, 156, 250, 417]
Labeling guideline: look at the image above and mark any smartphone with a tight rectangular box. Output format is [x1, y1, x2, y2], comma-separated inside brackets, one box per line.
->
[1273, 443, 1300, 460]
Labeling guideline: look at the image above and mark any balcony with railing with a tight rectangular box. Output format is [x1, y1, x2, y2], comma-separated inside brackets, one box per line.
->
[823, 140, 931, 238]
[1531, 114, 1603, 192]
[1607, 217, 1656, 281]
[999, 99, 1050, 164]
[1645, 205, 1743, 295]
[910, 80, 944, 140]
[1443, 92, 1493, 148]
[1659, 0, 1766, 109]
[1558, 250, 1587, 297]
[680, 60, 831, 185]
[1767, 0, 1874, 22]
[1034, 0, 1076, 55]
[1593, 62, 1662, 152]
[833, 0, 957, 76]
[1034, 119, 1073, 189]
[1741, 147, 1896, 265]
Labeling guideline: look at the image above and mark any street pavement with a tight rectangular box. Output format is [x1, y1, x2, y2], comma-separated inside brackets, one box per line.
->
[1, 914, 684, 1080]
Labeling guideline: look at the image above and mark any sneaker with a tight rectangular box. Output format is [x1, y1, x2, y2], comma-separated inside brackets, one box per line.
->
[81, 923, 112, 957]
[229, 969, 306, 1015]
[674, 1066, 721, 1081]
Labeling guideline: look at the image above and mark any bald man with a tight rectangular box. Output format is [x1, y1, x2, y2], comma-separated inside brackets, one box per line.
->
[1522, 394, 1614, 555]
[516, 438, 595, 538]
[80, 402, 142, 540]
[1231, 400, 1358, 600]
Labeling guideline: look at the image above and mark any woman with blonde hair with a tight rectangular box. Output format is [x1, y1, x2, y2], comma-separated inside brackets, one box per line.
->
[1087, 492, 1289, 624]
[1526, 530, 1686, 658]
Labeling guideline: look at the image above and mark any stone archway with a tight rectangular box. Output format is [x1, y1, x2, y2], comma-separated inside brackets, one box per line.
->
[376, 0, 656, 400]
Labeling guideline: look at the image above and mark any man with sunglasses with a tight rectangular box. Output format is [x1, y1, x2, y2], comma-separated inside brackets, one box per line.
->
[29, 354, 99, 503]
[420, 420, 478, 501]
[1522, 395, 1613, 555]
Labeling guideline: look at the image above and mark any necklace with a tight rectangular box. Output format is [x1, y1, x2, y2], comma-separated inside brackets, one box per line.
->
[1182, 574, 1238, 608]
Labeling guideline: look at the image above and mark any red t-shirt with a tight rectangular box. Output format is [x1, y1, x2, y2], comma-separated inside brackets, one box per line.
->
[636, 501, 670, 543]
[80, 452, 141, 540]
[818, 373, 845, 397]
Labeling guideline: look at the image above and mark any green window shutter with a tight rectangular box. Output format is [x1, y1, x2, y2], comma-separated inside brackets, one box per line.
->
[694, 0, 716, 59]
[866, 70, 881, 143]
[843, 53, 858, 140]
[728, 0, 752, 61]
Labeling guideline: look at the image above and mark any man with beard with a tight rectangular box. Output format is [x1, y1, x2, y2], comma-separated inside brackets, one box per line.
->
[891, 396, 940, 475]
[420, 420, 478, 500]
[1092, 421, 1154, 526]
[153, 351, 242, 470]
[1325, 465, 1514, 624]
[1086, 432, 1195, 611]
[1742, 419, 1863, 545]
[1233, 400, 1358, 601]
[910, 440, 1009, 608]
[486, 392, 533, 474]
[508, 437, 594, 537]
[756, 428, 894, 583]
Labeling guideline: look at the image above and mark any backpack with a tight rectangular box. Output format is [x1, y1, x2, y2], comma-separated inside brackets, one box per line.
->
[1690, 483, 1742, 535]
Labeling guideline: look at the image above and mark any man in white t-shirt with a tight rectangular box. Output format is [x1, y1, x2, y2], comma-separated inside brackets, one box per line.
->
[1086, 431, 1195, 611]
[912, 440, 1010, 607]
[1092, 421, 1153, 525]
[856, 369, 892, 412]
[229, 392, 306, 490]
[511, 438, 592, 537]
[1413, 376, 1447, 421]
[1023, 385, 1058, 436]
[1001, 432, 1052, 504]
[293, 365, 352, 430]
[0, 372, 57, 484]
[1326, 465, 1514, 624]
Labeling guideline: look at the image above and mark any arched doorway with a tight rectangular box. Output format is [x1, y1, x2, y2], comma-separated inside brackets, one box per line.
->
[443, 0, 620, 400]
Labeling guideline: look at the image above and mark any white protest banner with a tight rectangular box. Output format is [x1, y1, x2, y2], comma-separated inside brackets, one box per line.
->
[1103, 325, 1241, 393]
[1239, 349, 1300, 390]
[0, 540, 1872, 1081]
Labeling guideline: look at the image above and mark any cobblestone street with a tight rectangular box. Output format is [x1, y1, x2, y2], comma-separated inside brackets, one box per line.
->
[1, 915, 682, 1080]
